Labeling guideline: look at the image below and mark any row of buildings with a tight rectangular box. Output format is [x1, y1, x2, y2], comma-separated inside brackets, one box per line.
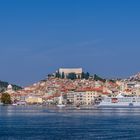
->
[4, 79, 140, 105]
[2, 68, 140, 106]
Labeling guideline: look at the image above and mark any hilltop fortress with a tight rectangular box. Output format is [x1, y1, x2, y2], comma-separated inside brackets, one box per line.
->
[58, 68, 83, 78]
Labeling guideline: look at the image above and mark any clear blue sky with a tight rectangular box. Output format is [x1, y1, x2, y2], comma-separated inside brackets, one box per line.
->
[0, 0, 140, 86]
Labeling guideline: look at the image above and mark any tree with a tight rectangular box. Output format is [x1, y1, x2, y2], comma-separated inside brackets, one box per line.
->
[55, 71, 61, 78]
[85, 72, 90, 79]
[94, 74, 100, 81]
[1, 93, 11, 104]
[81, 72, 90, 79]
[94, 74, 106, 82]
[81, 72, 85, 79]
[67, 73, 77, 80]
[109, 79, 116, 83]
[61, 72, 65, 79]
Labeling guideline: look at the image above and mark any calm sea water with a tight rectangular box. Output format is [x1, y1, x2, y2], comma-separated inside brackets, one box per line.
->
[0, 106, 140, 140]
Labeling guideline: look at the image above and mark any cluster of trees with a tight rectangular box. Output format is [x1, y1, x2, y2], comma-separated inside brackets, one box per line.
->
[1, 93, 11, 104]
[55, 71, 111, 82]
[94, 74, 106, 82]
[55, 71, 110, 82]
[55, 71, 90, 80]
[81, 72, 90, 79]
[67, 73, 77, 80]
[55, 71, 61, 78]
[94, 74, 117, 83]
[12, 84, 22, 91]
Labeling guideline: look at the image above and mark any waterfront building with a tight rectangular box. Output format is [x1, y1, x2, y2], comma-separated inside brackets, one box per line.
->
[85, 89, 101, 105]
[73, 91, 86, 105]
[75, 87, 103, 105]
[67, 91, 75, 104]
[25, 96, 43, 104]
[74, 87, 110, 105]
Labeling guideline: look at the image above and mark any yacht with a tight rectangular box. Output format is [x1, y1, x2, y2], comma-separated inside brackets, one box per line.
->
[96, 94, 140, 108]
[57, 94, 65, 108]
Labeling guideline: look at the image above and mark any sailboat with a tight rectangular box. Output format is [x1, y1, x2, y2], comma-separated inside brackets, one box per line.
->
[57, 94, 65, 108]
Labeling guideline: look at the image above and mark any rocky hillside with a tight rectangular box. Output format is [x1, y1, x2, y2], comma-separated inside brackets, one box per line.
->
[129, 72, 140, 81]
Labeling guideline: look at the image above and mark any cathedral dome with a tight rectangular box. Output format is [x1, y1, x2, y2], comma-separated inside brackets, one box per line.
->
[7, 84, 12, 90]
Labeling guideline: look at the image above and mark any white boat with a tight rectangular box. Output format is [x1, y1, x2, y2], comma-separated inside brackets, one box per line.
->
[57, 104, 65, 108]
[97, 94, 140, 108]
[12, 103, 18, 106]
[57, 94, 65, 108]
[17, 101, 26, 105]
[0, 102, 3, 105]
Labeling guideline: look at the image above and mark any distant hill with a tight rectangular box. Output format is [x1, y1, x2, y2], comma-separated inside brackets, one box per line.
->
[0, 81, 22, 92]
[129, 73, 140, 81]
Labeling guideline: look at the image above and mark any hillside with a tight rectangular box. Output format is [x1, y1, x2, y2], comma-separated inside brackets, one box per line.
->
[129, 73, 140, 81]
[0, 80, 22, 92]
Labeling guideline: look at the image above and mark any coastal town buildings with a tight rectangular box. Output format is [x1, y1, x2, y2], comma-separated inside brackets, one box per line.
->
[2, 70, 140, 106]
[67, 87, 109, 105]
[25, 96, 43, 104]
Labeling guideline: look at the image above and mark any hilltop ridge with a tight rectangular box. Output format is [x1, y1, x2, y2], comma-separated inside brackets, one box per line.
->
[129, 72, 140, 81]
[0, 80, 22, 92]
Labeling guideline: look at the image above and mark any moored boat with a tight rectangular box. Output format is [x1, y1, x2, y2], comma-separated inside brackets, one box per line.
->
[57, 94, 65, 108]
[12, 103, 18, 106]
[96, 94, 140, 108]
[0, 102, 3, 105]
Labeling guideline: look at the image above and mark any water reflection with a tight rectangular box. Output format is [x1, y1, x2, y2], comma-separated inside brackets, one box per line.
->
[1, 105, 140, 116]
[0, 106, 140, 139]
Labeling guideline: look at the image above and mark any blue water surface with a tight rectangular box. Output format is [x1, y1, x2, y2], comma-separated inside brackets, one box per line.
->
[0, 106, 140, 140]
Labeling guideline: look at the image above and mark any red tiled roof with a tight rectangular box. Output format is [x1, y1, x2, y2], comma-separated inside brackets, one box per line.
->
[76, 87, 103, 92]
[102, 92, 109, 95]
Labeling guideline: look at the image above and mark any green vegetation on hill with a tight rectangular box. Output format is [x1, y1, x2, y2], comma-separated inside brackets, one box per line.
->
[55, 71, 90, 80]
[94, 74, 106, 82]
[0, 81, 22, 92]
[1, 93, 11, 104]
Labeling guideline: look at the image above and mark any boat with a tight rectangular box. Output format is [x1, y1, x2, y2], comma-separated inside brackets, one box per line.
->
[0, 102, 3, 105]
[57, 94, 65, 108]
[96, 93, 140, 108]
[12, 101, 26, 106]
[57, 104, 65, 108]
[12, 103, 18, 106]
[17, 101, 26, 105]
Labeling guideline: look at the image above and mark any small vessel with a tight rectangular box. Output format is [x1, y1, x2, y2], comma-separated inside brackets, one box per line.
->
[57, 94, 65, 108]
[0, 102, 3, 105]
[12, 103, 18, 106]
[76, 107, 81, 110]
[17, 101, 26, 105]
[97, 93, 140, 108]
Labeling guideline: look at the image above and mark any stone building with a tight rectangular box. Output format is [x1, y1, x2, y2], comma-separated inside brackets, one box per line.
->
[58, 68, 83, 78]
